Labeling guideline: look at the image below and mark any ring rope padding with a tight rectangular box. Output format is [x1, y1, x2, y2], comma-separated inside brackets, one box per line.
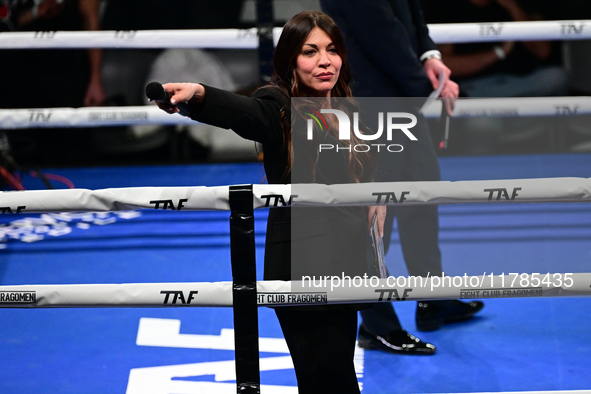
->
[0, 178, 590, 213]
[0, 274, 590, 308]
[0, 20, 590, 49]
[1, 96, 589, 130]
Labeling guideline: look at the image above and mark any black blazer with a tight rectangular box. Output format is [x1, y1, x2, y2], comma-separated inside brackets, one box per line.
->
[321, 0, 437, 97]
[189, 85, 374, 284]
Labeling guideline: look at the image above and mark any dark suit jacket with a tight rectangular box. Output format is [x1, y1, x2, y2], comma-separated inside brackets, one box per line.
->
[321, 0, 437, 97]
[189, 85, 373, 285]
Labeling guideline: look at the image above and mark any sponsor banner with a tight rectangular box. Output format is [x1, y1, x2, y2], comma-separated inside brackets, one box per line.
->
[460, 288, 543, 299]
[257, 292, 329, 306]
[0, 21, 589, 49]
[1, 273, 590, 308]
[0, 291, 36, 304]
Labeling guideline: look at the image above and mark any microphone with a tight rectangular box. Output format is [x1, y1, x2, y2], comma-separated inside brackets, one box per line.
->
[145, 82, 191, 117]
[438, 101, 450, 150]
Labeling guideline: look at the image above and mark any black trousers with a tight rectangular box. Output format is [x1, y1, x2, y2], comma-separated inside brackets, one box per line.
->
[361, 109, 444, 335]
[275, 307, 360, 394]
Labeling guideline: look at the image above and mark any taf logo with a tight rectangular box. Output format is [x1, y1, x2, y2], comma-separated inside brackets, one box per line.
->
[28, 110, 52, 123]
[478, 23, 504, 36]
[237, 28, 258, 39]
[375, 288, 413, 301]
[1, 206, 26, 214]
[161, 290, 199, 305]
[115, 30, 137, 39]
[150, 199, 188, 210]
[261, 194, 298, 207]
[561, 22, 585, 35]
[484, 187, 522, 201]
[34, 31, 56, 39]
[304, 108, 417, 153]
[555, 105, 579, 116]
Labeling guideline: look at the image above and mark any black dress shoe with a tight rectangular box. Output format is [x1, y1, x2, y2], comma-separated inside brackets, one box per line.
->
[357, 325, 436, 355]
[416, 300, 484, 332]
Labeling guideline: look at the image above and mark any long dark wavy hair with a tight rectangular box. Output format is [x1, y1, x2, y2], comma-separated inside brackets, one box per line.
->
[268, 11, 374, 183]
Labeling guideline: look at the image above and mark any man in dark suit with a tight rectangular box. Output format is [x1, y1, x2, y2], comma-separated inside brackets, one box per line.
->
[321, 0, 484, 355]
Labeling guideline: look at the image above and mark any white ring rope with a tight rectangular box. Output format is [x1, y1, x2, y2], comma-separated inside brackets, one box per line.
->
[0, 20, 590, 49]
[0, 106, 196, 129]
[0, 28, 278, 49]
[0, 177, 590, 214]
[0, 273, 589, 308]
[428, 20, 591, 44]
[1, 96, 589, 130]
[2, 179, 590, 307]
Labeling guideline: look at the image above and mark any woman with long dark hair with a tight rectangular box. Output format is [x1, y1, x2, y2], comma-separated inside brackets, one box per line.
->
[156, 11, 382, 393]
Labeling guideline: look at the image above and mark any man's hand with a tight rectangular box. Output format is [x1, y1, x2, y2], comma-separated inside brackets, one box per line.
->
[423, 58, 459, 115]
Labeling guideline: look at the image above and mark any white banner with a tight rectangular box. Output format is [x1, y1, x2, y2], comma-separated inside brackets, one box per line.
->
[2, 177, 591, 214]
[1, 273, 590, 308]
[0, 21, 590, 49]
[2, 97, 590, 130]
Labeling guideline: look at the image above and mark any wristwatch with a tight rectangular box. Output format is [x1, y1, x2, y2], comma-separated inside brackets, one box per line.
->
[493, 46, 506, 60]
[420, 50, 442, 63]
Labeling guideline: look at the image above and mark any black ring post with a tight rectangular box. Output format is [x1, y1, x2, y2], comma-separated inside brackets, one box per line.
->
[229, 184, 260, 393]
[256, 0, 274, 84]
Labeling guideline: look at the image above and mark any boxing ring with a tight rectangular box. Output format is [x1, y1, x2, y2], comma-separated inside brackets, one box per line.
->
[2, 19, 591, 394]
